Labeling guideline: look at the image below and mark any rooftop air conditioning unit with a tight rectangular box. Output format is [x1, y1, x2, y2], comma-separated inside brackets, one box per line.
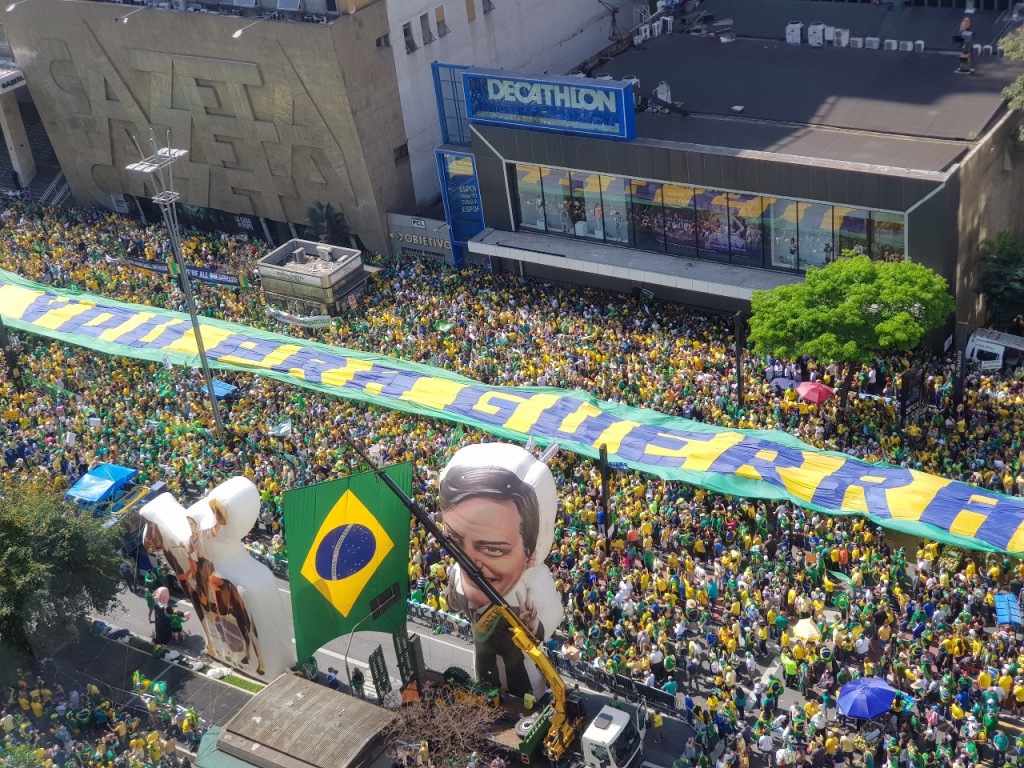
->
[663, 15, 673, 33]
[651, 18, 663, 36]
[824, 25, 835, 42]
[785, 21, 803, 45]
[849, 36, 864, 48]
[316, 244, 333, 260]
[639, 23, 651, 39]
[834, 28, 850, 46]
[654, 80, 671, 106]
[883, 39, 898, 50]
[865, 36, 880, 49]
[973, 43, 982, 56]
[898, 40, 913, 51]
[633, 34, 645, 47]
[982, 44, 993, 55]
[914, 39, 925, 52]
[808, 22, 825, 47]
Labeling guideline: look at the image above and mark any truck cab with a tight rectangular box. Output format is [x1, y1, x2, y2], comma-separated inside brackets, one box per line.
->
[966, 328, 1024, 371]
[578, 707, 645, 768]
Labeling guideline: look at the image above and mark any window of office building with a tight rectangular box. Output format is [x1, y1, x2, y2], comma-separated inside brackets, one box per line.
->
[870, 211, 906, 262]
[570, 172, 604, 240]
[631, 180, 665, 252]
[765, 198, 799, 269]
[797, 202, 833, 270]
[507, 163, 906, 271]
[728, 193, 765, 265]
[662, 184, 695, 257]
[695, 189, 733, 261]
[835, 207, 870, 257]
[541, 168, 573, 235]
[601, 175, 632, 246]
[514, 164, 545, 231]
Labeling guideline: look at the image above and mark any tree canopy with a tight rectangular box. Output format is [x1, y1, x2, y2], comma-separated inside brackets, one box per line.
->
[1001, 29, 1024, 144]
[305, 202, 352, 246]
[976, 231, 1024, 332]
[748, 257, 954, 401]
[0, 477, 122, 657]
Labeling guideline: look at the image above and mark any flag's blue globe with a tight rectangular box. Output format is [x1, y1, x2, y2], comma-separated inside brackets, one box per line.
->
[314, 524, 376, 581]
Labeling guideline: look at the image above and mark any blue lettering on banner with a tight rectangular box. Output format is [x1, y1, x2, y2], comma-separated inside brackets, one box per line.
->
[462, 67, 636, 140]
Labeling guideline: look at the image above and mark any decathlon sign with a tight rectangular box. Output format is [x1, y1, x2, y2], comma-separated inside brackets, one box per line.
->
[462, 67, 635, 140]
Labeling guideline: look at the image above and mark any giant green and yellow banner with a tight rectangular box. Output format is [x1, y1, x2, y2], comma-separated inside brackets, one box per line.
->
[0, 266, 1020, 553]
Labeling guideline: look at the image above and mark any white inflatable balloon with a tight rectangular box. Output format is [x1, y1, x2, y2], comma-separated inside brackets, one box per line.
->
[141, 477, 293, 678]
[440, 443, 563, 698]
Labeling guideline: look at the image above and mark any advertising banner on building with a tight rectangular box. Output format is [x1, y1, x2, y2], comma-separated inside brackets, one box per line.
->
[6, 266, 1024, 554]
[122, 253, 250, 289]
[436, 150, 484, 251]
[462, 68, 636, 140]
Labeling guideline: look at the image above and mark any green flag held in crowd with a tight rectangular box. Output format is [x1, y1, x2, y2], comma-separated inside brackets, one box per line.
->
[285, 463, 412, 662]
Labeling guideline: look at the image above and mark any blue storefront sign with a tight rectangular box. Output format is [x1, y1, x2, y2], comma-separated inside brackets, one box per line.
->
[462, 67, 635, 140]
[436, 149, 485, 266]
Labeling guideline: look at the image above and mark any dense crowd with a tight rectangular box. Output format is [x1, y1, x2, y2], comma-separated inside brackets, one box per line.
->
[1, 667, 196, 768]
[3, 201, 1024, 768]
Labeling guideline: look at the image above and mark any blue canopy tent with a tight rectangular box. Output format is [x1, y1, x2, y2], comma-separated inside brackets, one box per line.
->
[66, 463, 139, 506]
[201, 380, 238, 399]
[995, 593, 1022, 627]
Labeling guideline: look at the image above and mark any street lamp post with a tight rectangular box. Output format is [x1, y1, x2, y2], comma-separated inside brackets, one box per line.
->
[126, 130, 225, 439]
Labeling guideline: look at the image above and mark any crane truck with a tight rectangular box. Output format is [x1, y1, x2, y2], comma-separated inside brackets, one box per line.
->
[346, 439, 647, 768]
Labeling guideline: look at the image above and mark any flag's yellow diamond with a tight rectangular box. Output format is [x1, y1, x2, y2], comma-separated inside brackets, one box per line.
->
[300, 489, 394, 618]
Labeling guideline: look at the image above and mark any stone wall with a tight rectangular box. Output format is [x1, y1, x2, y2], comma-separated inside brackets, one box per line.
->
[3, 0, 413, 253]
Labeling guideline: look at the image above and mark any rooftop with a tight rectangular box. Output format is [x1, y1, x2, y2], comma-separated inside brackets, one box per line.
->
[218, 674, 394, 768]
[597, 4, 1024, 171]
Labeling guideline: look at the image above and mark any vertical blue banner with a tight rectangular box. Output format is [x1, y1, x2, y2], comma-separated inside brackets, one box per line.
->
[436, 149, 485, 253]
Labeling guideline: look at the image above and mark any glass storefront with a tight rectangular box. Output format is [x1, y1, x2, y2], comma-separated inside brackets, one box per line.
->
[510, 163, 907, 272]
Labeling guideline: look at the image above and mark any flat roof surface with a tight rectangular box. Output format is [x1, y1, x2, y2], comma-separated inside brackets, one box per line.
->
[602, 35, 1022, 142]
[632, 112, 970, 172]
[701, 0, 1019, 51]
[219, 674, 393, 768]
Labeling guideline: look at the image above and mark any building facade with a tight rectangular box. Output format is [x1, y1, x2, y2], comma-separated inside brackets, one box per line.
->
[3, 0, 413, 255]
[435, 6, 1024, 329]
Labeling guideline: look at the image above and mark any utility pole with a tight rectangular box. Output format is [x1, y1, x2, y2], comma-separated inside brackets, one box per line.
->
[0, 313, 22, 391]
[126, 130, 225, 439]
[734, 311, 745, 416]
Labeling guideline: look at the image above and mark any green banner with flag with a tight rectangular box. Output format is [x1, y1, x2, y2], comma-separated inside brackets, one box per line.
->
[285, 463, 412, 663]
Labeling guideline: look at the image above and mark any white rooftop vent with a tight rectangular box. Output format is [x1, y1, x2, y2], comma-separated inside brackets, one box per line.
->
[883, 39, 898, 50]
[651, 18, 664, 36]
[662, 15, 673, 33]
[785, 21, 802, 45]
[865, 36, 880, 49]
[315, 244, 333, 260]
[849, 36, 864, 48]
[982, 44, 993, 55]
[914, 39, 925, 52]
[292, 247, 306, 264]
[898, 40, 913, 51]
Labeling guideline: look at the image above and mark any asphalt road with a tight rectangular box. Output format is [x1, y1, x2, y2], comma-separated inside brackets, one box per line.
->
[97, 576, 713, 766]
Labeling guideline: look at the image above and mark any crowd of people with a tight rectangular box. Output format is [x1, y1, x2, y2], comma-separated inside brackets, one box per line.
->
[3, 200, 1024, 768]
[1, 666, 196, 768]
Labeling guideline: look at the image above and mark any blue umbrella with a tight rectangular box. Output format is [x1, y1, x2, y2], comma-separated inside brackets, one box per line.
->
[836, 677, 897, 719]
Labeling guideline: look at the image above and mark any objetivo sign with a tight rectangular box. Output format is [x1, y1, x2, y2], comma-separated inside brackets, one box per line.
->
[462, 67, 635, 140]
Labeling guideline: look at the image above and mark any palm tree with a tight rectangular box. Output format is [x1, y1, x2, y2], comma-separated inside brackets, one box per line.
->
[305, 202, 352, 246]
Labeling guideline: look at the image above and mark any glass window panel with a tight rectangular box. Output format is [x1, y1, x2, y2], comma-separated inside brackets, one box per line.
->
[570, 172, 604, 240]
[514, 164, 545, 232]
[765, 198, 799, 269]
[694, 189, 731, 259]
[663, 184, 696, 256]
[835, 207, 870, 258]
[630, 180, 665, 252]
[601, 176, 632, 246]
[870, 212, 906, 262]
[797, 202, 833, 270]
[727, 193, 765, 265]
[541, 168, 573, 235]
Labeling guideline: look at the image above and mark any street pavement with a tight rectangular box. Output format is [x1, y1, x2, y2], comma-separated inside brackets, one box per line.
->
[96, 576, 710, 765]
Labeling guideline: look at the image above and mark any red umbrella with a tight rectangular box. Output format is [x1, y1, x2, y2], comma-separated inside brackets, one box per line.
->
[797, 381, 834, 405]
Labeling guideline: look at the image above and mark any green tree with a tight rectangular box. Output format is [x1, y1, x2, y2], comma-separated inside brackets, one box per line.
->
[976, 231, 1024, 331]
[748, 256, 954, 406]
[305, 202, 352, 246]
[0, 477, 122, 657]
[1, 744, 44, 768]
[1001, 29, 1024, 145]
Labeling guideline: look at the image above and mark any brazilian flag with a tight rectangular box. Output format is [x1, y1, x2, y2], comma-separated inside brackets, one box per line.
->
[285, 463, 412, 662]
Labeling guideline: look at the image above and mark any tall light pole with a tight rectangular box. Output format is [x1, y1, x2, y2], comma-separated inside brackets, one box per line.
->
[126, 130, 225, 438]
